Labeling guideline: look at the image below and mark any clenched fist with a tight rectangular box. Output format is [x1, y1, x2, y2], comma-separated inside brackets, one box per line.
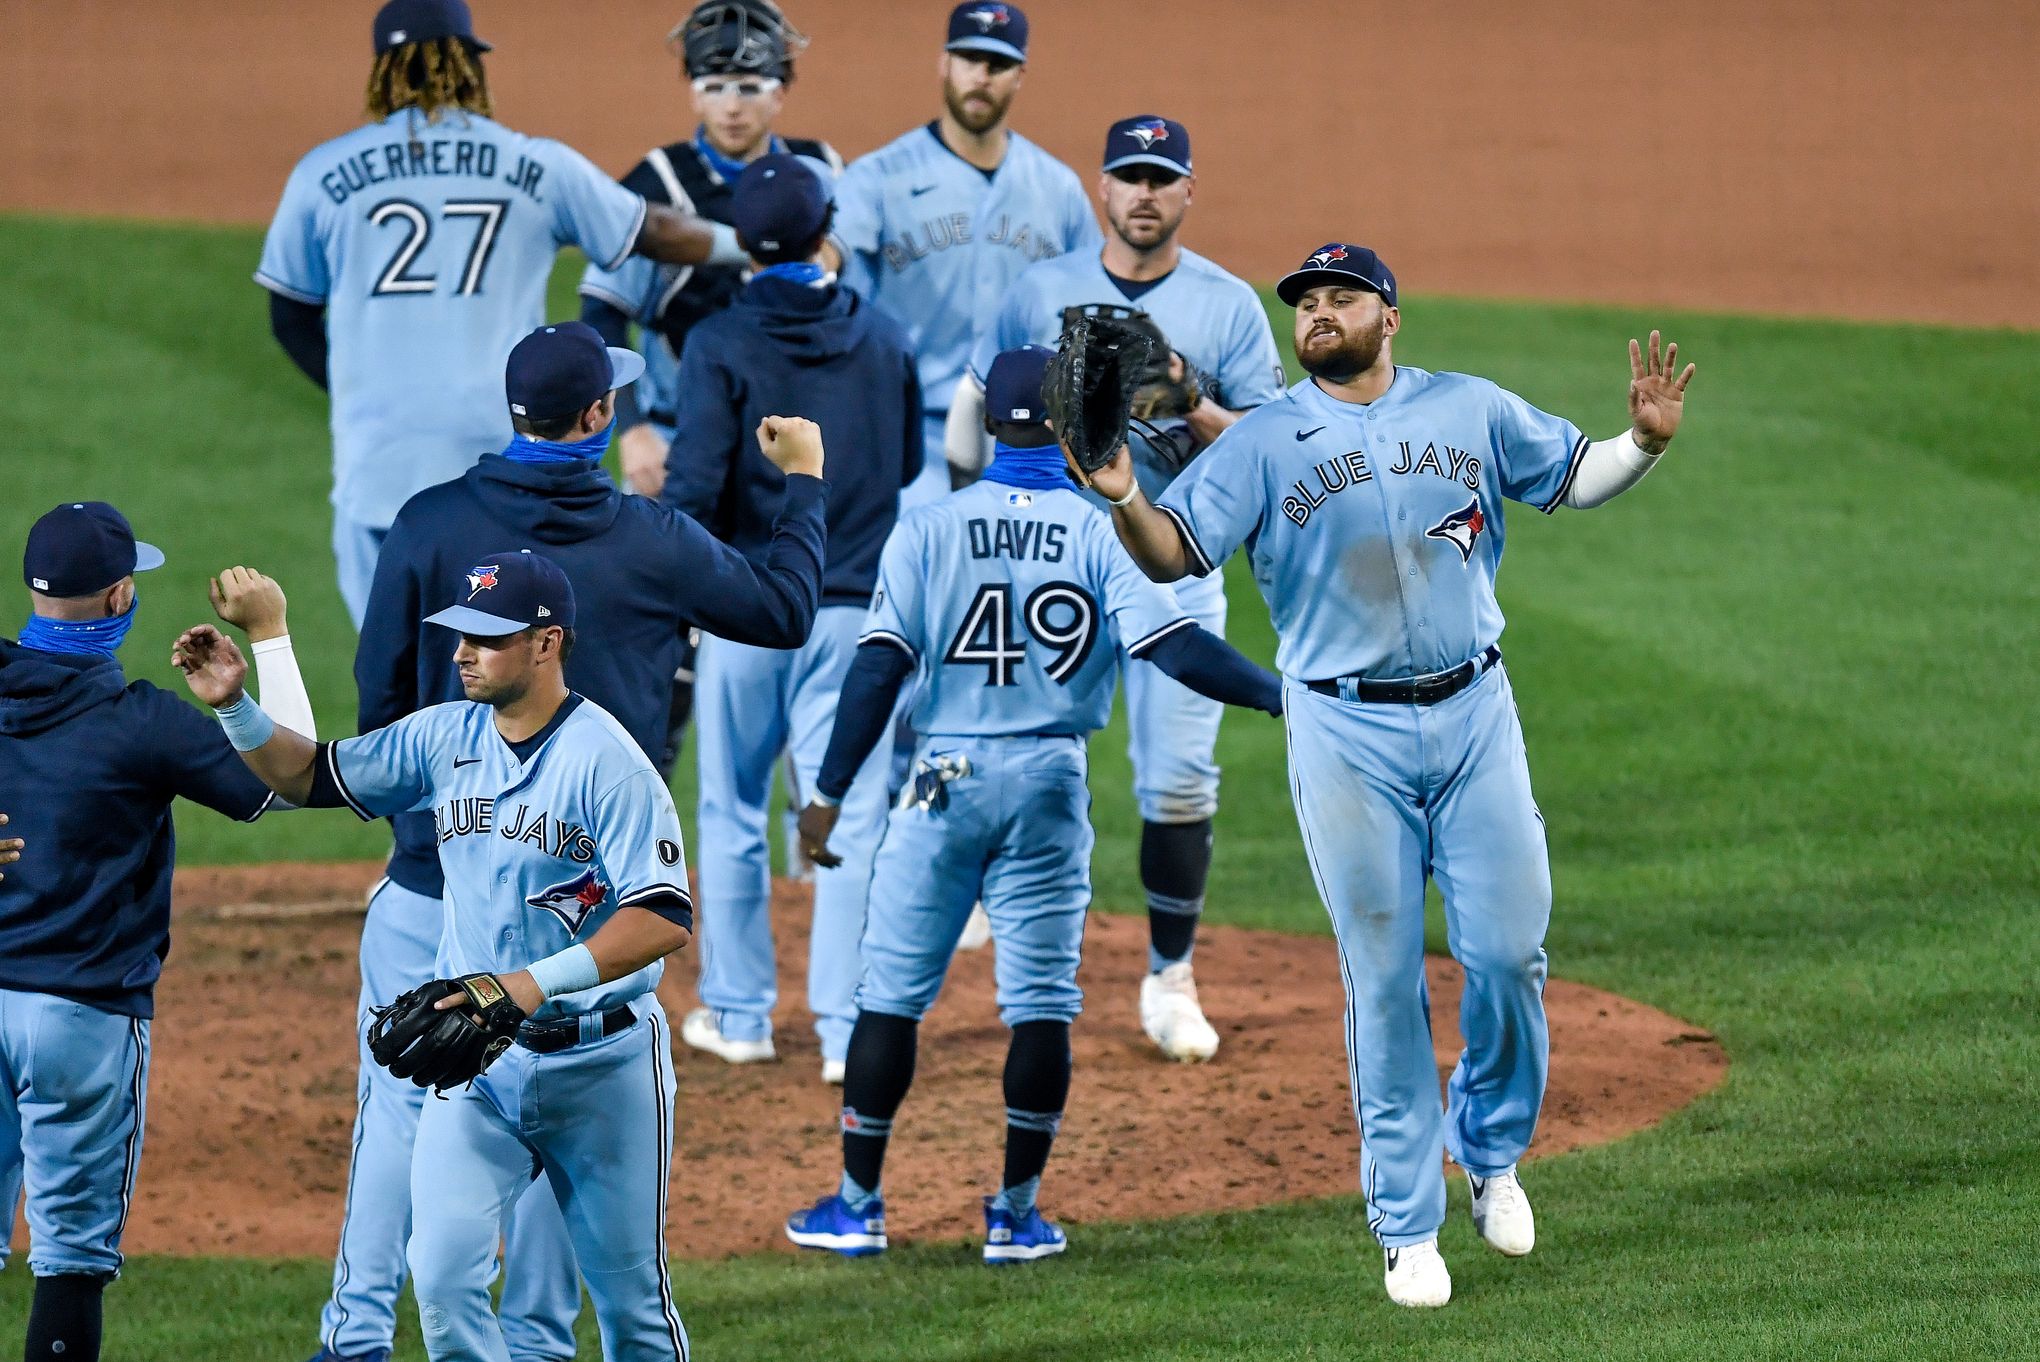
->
[756, 416, 825, 479]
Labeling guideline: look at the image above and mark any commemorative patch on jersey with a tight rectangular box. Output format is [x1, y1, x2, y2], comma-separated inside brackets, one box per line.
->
[526, 868, 610, 936]
[1425, 498, 1486, 563]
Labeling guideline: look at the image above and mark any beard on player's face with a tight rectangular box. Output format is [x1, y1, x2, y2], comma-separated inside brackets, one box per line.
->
[941, 57, 1020, 134]
[1103, 173, 1189, 252]
[1295, 296, 1392, 382]
[454, 636, 538, 708]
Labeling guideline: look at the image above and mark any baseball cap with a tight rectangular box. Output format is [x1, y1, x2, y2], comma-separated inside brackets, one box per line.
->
[984, 346, 1055, 425]
[373, 0, 490, 55]
[1103, 115, 1191, 178]
[731, 155, 831, 256]
[504, 322, 646, 422]
[425, 550, 577, 637]
[945, 2, 1028, 63]
[23, 502, 165, 597]
[1275, 243, 1399, 308]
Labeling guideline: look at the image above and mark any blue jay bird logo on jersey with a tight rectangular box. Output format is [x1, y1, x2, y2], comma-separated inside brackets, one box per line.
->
[526, 868, 609, 935]
[1127, 119, 1170, 151]
[1424, 498, 1486, 563]
[1305, 244, 1350, 269]
[966, 3, 1012, 30]
[466, 563, 501, 601]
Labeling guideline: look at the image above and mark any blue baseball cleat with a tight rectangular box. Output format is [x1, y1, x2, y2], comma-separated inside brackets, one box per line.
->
[982, 1197, 1068, 1264]
[786, 1192, 888, 1257]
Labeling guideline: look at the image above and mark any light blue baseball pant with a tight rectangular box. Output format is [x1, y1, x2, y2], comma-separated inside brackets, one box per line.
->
[858, 737, 1094, 1026]
[1123, 571, 1229, 824]
[899, 412, 952, 511]
[692, 607, 893, 1060]
[0, 988, 148, 1279]
[332, 512, 389, 632]
[0, 1151, 19, 1270]
[407, 1002, 687, 1362]
[318, 879, 580, 1362]
[1281, 665, 1551, 1248]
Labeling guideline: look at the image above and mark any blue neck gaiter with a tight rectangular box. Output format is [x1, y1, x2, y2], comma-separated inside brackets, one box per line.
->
[695, 128, 786, 186]
[20, 592, 138, 660]
[503, 418, 614, 465]
[983, 441, 1077, 491]
[754, 261, 830, 287]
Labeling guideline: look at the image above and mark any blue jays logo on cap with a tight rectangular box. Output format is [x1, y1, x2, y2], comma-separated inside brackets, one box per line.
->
[1276, 242, 1398, 307]
[1425, 498, 1486, 563]
[967, 3, 1011, 29]
[947, 0, 1027, 61]
[526, 868, 609, 935]
[465, 563, 500, 600]
[1103, 114, 1191, 176]
[1127, 119, 1169, 150]
[1307, 245, 1348, 268]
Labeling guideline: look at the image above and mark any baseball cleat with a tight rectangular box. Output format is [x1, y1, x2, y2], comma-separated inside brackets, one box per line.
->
[1467, 1168, 1535, 1256]
[680, 1007, 776, 1065]
[1383, 1238, 1452, 1307]
[957, 902, 993, 951]
[1139, 962, 1220, 1062]
[786, 1193, 887, 1257]
[821, 1057, 847, 1085]
[982, 1197, 1068, 1264]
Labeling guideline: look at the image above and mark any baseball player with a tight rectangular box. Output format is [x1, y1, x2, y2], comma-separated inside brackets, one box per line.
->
[951, 114, 1286, 1062]
[315, 329, 826, 1362]
[577, 0, 840, 780]
[658, 156, 920, 1082]
[1084, 243, 1696, 1306]
[256, 0, 746, 628]
[174, 547, 772, 1361]
[823, 1, 1101, 507]
[782, 346, 1283, 1263]
[1, 505, 315, 1362]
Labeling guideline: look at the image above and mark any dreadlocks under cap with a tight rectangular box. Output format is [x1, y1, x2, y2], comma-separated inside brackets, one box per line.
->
[366, 36, 492, 123]
[672, 0, 808, 80]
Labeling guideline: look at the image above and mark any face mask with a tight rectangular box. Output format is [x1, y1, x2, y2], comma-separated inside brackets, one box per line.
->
[503, 416, 615, 465]
[19, 588, 138, 660]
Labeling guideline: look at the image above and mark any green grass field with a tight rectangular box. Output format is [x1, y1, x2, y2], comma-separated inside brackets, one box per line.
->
[2, 214, 2036, 1359]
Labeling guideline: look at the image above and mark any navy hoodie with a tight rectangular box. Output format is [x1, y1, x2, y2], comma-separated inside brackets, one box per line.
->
[357, 453, 826, 898]
[0, 640, 273, 1016]
[661, 273, 921, 604]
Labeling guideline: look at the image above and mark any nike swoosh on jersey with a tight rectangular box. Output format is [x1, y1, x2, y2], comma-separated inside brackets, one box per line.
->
[909, 184, 938, 196]
[1296, 426, 1326, 441]
[453, 757, 481, 768]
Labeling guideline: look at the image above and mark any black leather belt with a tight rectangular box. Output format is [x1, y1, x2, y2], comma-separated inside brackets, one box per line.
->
[1305, 645, 1501, 706]
[517, 1005, 637, 1055]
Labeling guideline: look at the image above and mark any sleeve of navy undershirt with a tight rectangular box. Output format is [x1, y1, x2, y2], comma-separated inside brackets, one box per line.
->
[1137, 624, 1284, 716]
[815, 640, 915, 802]
[663, 474, 826, 648]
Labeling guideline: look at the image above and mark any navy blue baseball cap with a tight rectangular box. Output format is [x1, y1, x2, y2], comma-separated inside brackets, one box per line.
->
[425, 549, 577, 637]
[1103, 115, 1191, 178]
[732, 154, 831, 256]
[984, 345, 1054, 424]
[23, 502, 164, 597]
[373, 0, 490, 55]
[946, 2, 1028, 63]
[1275, 243, 1399, 308]
[505, 322, 645, 422]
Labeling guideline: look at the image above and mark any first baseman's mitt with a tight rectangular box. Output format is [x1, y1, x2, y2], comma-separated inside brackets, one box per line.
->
[1057, 304, 1208, 426]
[367, 974, 526, 1095]
[1043, 311, 1160, 474]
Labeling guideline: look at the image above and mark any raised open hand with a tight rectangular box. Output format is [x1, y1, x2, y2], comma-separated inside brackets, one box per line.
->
[171, 624, 248, 709]
[1628, 330, 1696, 454]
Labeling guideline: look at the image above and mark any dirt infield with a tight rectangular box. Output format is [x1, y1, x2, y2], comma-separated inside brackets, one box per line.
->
[6, 862, 1726, 1262]
[6, 0, 2035, 327]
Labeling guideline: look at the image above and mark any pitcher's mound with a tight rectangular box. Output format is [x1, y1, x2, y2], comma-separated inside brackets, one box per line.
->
[75, 863, 1724, 1260]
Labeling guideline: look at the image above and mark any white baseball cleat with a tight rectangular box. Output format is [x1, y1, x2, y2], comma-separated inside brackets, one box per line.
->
[680, 1007, 777, 1065]
[1467, 1168, 1535, 1256]
[1383, 1238, 1452, 1308]
[957, 903, 993, 951]
[821, 1057, 846, 1085]
[1139, 962, 1220, 1062]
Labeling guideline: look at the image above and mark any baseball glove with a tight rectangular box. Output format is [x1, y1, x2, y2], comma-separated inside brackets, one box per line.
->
[367, 973, 526, 1095]
[1057, 304, 1208, 424]
[1043, 311, 1160, 475]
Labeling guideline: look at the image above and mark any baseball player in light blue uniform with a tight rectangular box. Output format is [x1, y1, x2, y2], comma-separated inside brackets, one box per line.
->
[783, 347, 1283, 1263]
[255, 0, 741, 628]
[1086, 243, 1697, 1306]
[826, 1, 1100, 507]
[174, 551, 703, 1360]
[955, 114, 1285, 1062]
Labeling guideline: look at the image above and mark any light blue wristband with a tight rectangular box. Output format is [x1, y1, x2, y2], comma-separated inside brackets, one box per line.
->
[214, 693, 276, 752]
[526, 944, 600, 1000]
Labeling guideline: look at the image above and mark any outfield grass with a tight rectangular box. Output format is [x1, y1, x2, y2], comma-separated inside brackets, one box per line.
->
[2, 214, 2037, 1359]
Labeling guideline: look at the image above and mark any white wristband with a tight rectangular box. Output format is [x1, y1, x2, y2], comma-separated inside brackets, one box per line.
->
[1106, 483, 1140, 508]
[526, 944, 600, 1000]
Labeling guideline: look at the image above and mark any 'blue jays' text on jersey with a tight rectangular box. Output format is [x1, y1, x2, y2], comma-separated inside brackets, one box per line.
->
[1158, 367, 1589, 681]
[832, 125, 1100, 419]
[862, 479, 1191, 737]
[256, 111, 648, 528]
[322, 696, 686, 1021]
[969, 247, 1286, 501]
